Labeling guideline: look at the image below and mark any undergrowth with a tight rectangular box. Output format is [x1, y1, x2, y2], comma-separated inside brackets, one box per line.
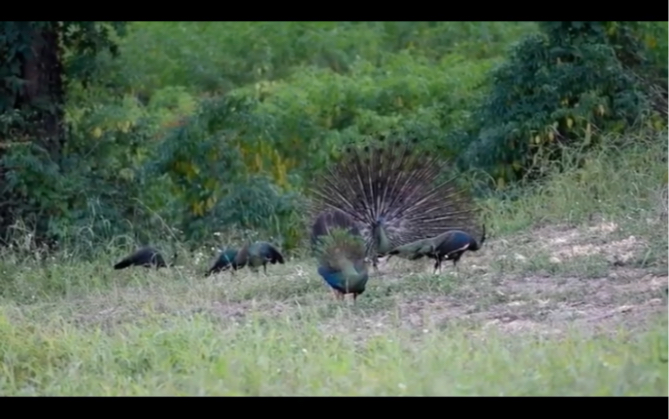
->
[0, 133, 666, 396]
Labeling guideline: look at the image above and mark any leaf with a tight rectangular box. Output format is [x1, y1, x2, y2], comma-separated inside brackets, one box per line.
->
[91, 127, 103, 138]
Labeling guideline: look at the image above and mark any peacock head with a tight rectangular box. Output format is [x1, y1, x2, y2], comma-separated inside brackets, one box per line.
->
[374, 216, 386, 227]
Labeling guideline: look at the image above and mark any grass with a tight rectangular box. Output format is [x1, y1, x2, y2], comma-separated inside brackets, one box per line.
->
[0, 134, 667, 396]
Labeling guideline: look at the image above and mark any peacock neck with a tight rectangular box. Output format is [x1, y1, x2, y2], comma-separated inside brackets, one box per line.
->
[374, 222, 392, 254]
[335, 257, 366, 288]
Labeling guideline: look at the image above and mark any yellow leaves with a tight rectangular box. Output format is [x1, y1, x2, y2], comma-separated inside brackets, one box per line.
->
[597, 104, 605, 117]
[117, 121, 132, 133]
[203, 177, 217, 192]
[190, 196, 218, 217]
[254, 153, 263, 172]
[205, 196, 216, 211]
[548, 131, 555, 142]
[173, 160, 200, 180]
[511, 161, 522, 171]
[530, 134, 542, 145]
[91, 127, 103, 139]
[644, 35, 657, 49]
[606, 22, 617, 36]
[191, 201, 205, 217]
[119, 168, 134, 181]
[566, 117, 574, 129]
[275, 160, 288, 189]
[91, 119, 134, 139]
[583, 122, 592, 146]
[652, 117, 664, 131]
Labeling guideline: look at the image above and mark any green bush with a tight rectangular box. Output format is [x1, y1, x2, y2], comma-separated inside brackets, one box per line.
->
[460, 21, 666, 188]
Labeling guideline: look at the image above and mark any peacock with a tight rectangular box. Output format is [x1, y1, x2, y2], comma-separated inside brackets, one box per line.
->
[386, 225, 486, 274]
[308, 134, 481, 270]
[205, 248, 239, 277]
[113, 246, 176, 270]
[311, 210, 370, 302]
[233, 241, 285, 274]
[310, 208, 363, 253]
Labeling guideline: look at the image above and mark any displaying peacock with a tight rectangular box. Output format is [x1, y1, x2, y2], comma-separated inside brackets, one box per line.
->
[234, 241, 285, 274]
[113, 246, 176, 270]
[205, 248, 240, 277]
[312, 210, 370, 302]
[310, 208, 363, 253]
[308, 134, 481, 270]
[387, 225, 486, 274]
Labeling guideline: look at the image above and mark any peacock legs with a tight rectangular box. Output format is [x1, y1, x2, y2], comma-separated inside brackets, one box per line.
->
[433, 258, 442, 275]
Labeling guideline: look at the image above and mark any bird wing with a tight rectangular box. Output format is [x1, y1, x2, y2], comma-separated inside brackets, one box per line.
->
[260, 242, 285, 264]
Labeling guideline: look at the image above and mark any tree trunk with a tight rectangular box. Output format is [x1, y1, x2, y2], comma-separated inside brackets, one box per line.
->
[0, 22, 65, 246]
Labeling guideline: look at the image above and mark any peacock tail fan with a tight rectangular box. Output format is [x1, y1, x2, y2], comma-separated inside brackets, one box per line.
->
[313, 227, 367, 269]
[308, 133, 482, 256]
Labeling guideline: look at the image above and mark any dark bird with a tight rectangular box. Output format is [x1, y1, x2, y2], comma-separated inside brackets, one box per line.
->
[113, 246, 176, 270]
[205, 248, 239, 277]
[387, 225, 486, 274]
[308, 134, 481, 270]
[234, 241, 285, 275]
[312, 210, 370, 302]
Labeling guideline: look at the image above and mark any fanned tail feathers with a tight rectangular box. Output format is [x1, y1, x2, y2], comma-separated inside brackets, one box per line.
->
[314, 228, 367, 270]
[309, 134, 481, 256]
[311, 209, 362, 250]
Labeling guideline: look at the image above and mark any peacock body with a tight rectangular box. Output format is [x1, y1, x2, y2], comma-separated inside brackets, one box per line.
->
[308, 135, 481, 269]
[312, 210, 369, 301]
[387, 225, 486, 273]
[234, 241, 285, 274]
[113, 246, 174, 270]
[205, 248, 239, 276]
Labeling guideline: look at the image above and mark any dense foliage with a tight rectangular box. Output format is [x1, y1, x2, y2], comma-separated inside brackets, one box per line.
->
[0, 21, 666, 255]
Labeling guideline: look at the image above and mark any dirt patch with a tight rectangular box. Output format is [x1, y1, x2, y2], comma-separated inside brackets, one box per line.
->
[322, 222, 667, 340]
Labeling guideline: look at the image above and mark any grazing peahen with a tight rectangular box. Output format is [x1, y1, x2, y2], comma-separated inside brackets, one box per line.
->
[387, 225, 486, 274]
[113, 246, 176, 270]
[312, 210, 370, 302]
[205, 248, 239, 277]
[308, 134, 481, 271]
[234, 241, 285, 275]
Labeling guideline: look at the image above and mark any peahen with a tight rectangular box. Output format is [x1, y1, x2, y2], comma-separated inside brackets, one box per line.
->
[113, 246, 176, 270]
[312, 210, 370, 302]
[234, 241, 285, 274]
[387, 225, 486, 274]
[308, 134, 481, 270]
[205, 248, 239, 277]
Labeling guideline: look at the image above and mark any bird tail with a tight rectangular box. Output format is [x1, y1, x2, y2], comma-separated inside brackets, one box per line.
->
[261, 242, 285, 264]
[311, 209, 361, 246]
[308, 134, 480, 256]
[469, 224, 486, 251]
[313, 227, 368, 271]
[113, 256, 133, 270]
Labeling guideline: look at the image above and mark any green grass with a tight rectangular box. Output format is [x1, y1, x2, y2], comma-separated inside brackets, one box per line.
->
[0, 134, 667, 396]
[0, 303, 665, 396]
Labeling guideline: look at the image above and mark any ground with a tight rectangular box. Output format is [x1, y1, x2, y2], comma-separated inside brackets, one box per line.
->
[1, 217, 666, 396]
